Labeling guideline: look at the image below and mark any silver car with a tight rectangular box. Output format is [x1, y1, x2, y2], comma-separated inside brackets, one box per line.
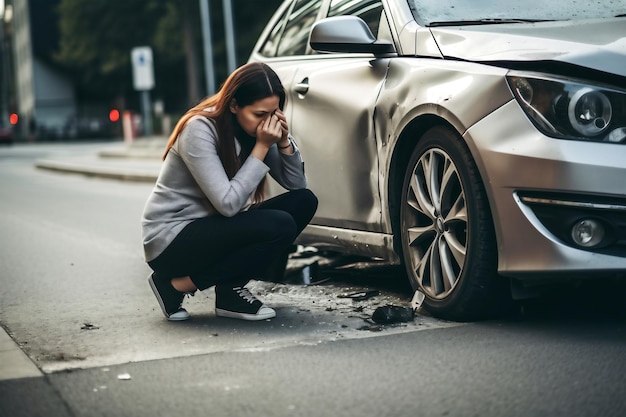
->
[249, 0, 626, 320]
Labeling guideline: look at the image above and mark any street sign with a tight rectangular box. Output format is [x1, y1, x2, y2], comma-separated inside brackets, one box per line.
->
[131, 47, 155, 91]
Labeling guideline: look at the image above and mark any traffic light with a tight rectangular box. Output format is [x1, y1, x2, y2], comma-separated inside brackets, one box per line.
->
[109, 109, 120, 123]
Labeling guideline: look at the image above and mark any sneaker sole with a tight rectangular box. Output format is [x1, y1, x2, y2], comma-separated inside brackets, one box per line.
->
[167, 309, 191, 321]
[148, 275, 190, 321]
[215, 307, 276, 321]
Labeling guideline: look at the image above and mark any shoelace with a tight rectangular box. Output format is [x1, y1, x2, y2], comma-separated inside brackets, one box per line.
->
[175, 291, 195, 309]
[234, 287, 257, 304]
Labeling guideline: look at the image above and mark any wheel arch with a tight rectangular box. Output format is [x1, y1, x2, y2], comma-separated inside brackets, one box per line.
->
[385, 110, 496, 257]
[386, 118, 511, 320]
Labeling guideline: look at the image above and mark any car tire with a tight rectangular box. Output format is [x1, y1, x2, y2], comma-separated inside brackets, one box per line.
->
[400, 126, 509, 321]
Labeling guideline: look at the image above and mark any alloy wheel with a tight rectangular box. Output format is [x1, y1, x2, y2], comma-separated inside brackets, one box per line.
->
[403, 147, 467, 300]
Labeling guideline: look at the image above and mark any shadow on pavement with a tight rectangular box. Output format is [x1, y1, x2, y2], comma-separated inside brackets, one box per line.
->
[295, 252, 626, 324]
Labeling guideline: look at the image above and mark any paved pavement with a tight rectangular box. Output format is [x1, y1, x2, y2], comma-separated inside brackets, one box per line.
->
[1, 137, 434, 417]
[6, 137, 626, 417]
[2, 137, 167, 382]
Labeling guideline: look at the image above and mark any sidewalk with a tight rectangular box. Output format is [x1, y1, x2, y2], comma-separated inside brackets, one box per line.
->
[34, 136, 168, 182]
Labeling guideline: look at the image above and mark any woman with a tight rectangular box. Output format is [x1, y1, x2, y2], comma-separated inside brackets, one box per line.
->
[142, 62, 318, 321]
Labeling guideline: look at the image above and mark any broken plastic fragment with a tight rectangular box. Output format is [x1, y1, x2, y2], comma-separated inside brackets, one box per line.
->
[300, 264, 315, 285]
[410, 290, 425, 311]
[358, 324, 384, 332]
[338, 290, 379, 301]
[292, 245, 318, 258]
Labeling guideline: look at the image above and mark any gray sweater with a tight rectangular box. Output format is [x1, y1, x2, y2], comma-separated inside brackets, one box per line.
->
[141, 116, 307, 262]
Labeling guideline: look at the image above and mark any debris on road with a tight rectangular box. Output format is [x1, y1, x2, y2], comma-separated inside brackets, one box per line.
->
[410, 290, 426, 311]
[81, 322, 99, 330]
[358, 323, 384, 332]
[117, 373, 132, 380]
[371, 305, 415, 324]
[338, 290, 380, 301]
[297, 262, 319, 285]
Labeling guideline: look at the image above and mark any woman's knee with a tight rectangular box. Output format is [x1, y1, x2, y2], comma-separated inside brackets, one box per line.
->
[302, 189, 319, 223]
[296, 188, 318, 206]
[294, 188, 318, 217]
[257, 210, 298, 242]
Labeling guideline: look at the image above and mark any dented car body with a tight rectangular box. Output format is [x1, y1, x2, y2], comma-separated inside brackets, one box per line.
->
[250, 0, 626, 320]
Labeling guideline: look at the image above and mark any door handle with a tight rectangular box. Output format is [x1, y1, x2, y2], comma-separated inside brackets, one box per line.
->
[294, 77, 309, 95]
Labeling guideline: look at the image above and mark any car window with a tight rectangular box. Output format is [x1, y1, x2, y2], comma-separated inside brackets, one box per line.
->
[377, 9, 394, 44]
[259, 6, 290, 57]
[275, 0, 323, 57]
[327, 0, 384, 37]
[408, 0, 626, 25]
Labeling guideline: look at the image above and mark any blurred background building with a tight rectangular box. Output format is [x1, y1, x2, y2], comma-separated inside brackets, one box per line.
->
[0, 0, 281, 142]
[3, 0, 82, 141]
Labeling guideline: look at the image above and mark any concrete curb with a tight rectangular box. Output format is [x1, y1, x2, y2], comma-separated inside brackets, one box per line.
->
[35, 158, 159, 183]
[0, 325, 42, 380]
[33, 137, 166, 182]
[99, 136, 166, 159]
[98, 148, 163, 160]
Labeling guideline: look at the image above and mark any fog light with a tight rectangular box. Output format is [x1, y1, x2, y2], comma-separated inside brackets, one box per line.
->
[571, 219, 605, 247]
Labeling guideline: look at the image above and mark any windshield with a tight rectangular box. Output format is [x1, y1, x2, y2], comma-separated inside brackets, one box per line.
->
[408, 0, 626, 26]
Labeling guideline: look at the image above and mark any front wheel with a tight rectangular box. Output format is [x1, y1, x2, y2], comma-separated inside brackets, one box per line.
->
[400, 126, 508, 321]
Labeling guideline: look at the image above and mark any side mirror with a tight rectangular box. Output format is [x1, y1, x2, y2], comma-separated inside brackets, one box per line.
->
[309, 16, 394, 55]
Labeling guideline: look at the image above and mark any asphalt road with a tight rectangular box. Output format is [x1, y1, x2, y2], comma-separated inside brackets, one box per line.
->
[1, 142, 625, 417]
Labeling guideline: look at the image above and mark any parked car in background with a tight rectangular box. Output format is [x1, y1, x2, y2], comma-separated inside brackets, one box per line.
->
[62, 115, 117, 140]
[33, 114, 118, 141]
[250, 0, 626, 320]
[0, 120, 13, 145]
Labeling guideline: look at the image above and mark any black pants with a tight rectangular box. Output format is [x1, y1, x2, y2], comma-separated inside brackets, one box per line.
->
[148, 188, 318, 290]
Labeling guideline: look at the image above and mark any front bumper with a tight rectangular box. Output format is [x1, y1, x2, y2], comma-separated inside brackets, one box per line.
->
[466, 100, 626, 277]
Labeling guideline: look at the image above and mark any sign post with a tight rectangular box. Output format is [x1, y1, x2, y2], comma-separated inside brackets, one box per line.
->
[131, 46, 155, 137]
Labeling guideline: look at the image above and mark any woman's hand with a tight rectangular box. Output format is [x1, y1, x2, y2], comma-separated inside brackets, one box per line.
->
[255, 113, 283, 148]
[274, 109, 292, 152]
[274, 109, 289, 143]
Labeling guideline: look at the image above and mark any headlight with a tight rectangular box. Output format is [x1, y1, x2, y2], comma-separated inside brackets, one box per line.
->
[507, 72, 626, 143]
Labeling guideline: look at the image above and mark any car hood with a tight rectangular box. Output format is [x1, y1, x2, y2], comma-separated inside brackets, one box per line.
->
[427, 18, 626, 77]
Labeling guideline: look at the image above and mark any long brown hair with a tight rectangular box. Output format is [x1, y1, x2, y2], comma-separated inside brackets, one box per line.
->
[163, 62, 286, 204]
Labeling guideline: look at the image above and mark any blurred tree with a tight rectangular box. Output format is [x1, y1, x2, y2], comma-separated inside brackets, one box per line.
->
[55, 0, 187, 111]
[54, 0, 282, 115]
